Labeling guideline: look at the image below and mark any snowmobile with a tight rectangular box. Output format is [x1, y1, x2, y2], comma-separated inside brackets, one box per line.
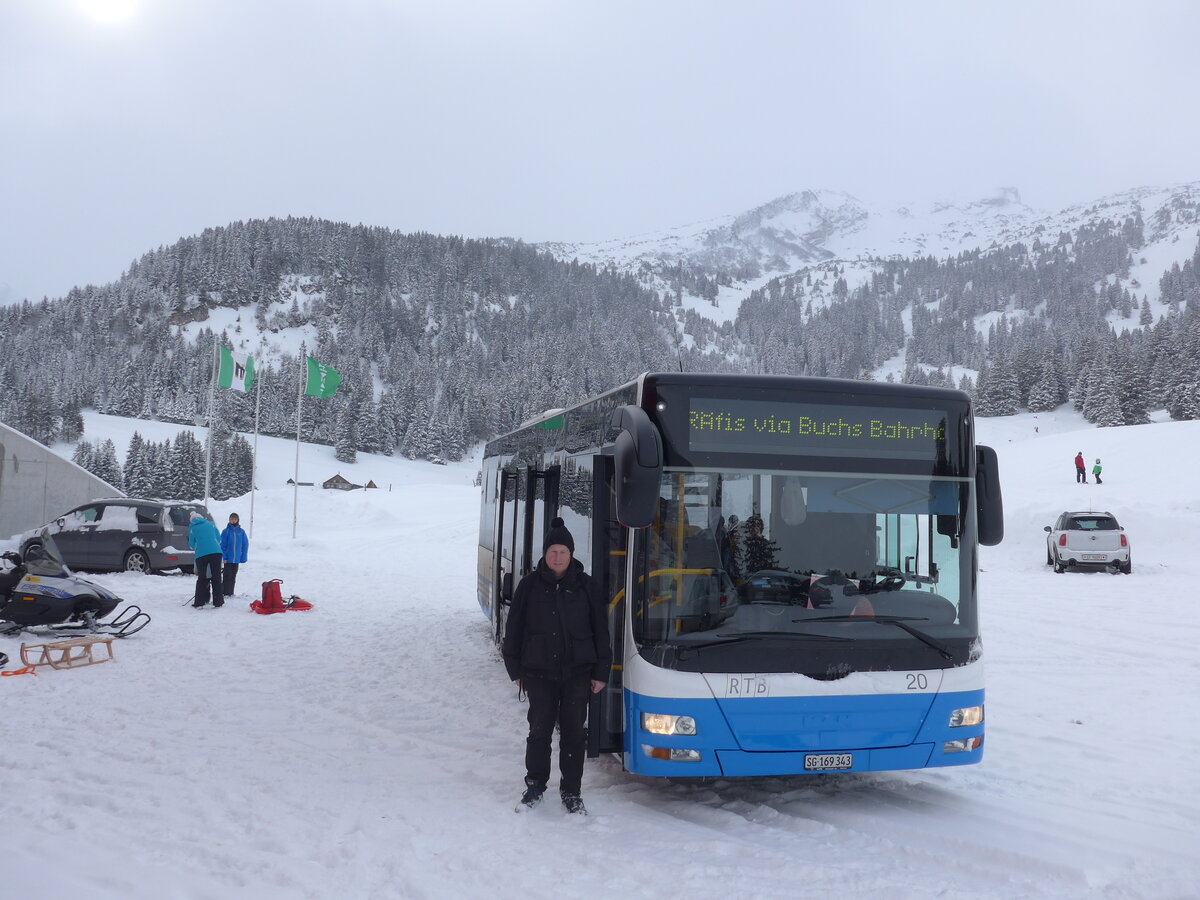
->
[0, 536, 150, 638]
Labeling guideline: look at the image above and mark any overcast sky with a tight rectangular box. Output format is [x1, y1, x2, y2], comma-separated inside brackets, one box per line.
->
[2, 0, 1198, 303]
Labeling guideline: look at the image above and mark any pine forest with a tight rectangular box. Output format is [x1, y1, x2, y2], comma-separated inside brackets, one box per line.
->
[1, 206, 1198, 498]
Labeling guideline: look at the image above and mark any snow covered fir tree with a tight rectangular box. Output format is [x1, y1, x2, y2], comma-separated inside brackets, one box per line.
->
[0, 184, 1197, 489]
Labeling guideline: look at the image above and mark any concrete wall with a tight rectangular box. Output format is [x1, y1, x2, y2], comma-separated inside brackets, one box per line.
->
[0, 421, 122, 541]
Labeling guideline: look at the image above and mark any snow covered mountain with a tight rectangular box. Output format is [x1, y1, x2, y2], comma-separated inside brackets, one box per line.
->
[543, 186, 1035, 276]
[543, 189, 868, 276]
[542, 181, 1200, 310]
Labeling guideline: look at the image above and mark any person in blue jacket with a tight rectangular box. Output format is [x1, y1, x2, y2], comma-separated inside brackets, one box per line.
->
[188, 513, 224, 608]
[220, 512, 249, 599]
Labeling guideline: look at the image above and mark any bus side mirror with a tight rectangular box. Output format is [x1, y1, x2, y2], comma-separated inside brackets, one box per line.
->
[610, 405, 663, 528]
[501, 571, 513, 605]
[976, 444, 1004, 546]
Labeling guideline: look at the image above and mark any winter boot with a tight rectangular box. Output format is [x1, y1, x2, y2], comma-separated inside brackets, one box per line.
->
[519, 778, 546, 809]
[561, 793, 587, 815]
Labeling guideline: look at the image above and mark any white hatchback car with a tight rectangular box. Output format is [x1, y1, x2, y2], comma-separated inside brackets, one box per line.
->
[1044, 511, 1131, 574]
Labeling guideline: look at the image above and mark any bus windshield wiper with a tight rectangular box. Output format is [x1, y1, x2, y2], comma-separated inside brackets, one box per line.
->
[676, 630, 855, 655]
[791, 615, 955, 660]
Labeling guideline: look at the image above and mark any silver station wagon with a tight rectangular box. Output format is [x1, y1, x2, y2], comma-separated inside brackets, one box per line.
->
[20, 498, 214, 574]
[1044, 510, 1131, 574]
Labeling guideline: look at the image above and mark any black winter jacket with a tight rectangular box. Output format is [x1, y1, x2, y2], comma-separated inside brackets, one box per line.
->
[502, 558, 612, 683]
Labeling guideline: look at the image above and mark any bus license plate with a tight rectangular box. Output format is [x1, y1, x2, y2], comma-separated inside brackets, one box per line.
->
[1082, 554, 1107, 560]
[804, 753, 853, 771]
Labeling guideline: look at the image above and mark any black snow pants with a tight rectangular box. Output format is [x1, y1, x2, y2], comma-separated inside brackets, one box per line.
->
[222, 563, 239, 597]
[522, 671, 591, 796]
[194, 553, 223, 607]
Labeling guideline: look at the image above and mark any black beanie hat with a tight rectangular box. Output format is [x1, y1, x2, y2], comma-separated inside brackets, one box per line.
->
[544, 517, 575, 554]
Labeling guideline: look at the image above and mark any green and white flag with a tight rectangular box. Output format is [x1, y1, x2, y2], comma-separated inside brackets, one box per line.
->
[217, 346, 254, 392]
[304, 356, 341, 398]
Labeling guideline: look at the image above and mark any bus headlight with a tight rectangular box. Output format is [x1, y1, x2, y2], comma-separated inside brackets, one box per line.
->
[641, 713, 697, 736]
[642, 745, 702, 762]
[949, 705, 983, 727]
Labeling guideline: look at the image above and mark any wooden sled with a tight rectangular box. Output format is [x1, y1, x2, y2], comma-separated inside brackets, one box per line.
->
[20, 635, 116, 670]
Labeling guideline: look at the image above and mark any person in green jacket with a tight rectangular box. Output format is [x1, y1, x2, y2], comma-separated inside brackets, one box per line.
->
[1092, 458, 1103, 484]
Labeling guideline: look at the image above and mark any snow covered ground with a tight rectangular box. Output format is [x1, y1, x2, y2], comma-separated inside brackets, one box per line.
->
[2, 408, 1198, 899]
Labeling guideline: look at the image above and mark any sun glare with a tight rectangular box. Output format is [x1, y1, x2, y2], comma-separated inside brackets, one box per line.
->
[78, 0, 139, 24]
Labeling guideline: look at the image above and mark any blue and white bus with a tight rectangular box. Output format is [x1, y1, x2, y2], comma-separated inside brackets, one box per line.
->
[477, 373, 1003, 778]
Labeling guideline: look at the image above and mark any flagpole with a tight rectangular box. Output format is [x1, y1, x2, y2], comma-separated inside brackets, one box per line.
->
[249, 349, 262, 541]
[293, 356, 304, 539]
[203, 340, 218, 505]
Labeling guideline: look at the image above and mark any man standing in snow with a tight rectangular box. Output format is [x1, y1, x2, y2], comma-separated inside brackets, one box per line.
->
[188, 513, 223, 608]
[503, 517, 611, 815]
[1074, 451, 1087, 483]
[220, 512, 249, 599]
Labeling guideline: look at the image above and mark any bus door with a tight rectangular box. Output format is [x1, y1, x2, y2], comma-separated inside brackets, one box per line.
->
[494, 468, 521, 644]
[588, 455, 628, 757]
[497, 465, 555, 644]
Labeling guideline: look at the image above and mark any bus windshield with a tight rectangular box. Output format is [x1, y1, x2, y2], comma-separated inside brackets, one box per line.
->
[632, 467, 978, 674]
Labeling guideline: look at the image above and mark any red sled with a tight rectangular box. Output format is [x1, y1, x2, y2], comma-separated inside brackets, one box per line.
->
[250, 579, 313, 615]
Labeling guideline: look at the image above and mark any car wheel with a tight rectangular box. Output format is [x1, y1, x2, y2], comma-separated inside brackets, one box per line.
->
[1122, 559, 1132, 574]
[1046, 545, 1053, 565]
[124, 549, 152, 574]
[1053, 553, 1065, 574]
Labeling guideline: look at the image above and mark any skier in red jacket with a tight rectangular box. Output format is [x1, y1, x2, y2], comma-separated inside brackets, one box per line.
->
[1074, 451, 1087, 483]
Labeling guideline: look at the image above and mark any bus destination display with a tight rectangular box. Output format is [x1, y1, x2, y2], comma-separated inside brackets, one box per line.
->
[688, 397, 950, 460]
